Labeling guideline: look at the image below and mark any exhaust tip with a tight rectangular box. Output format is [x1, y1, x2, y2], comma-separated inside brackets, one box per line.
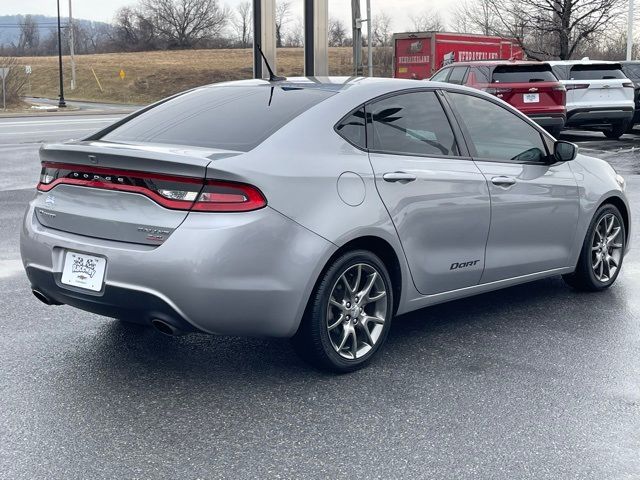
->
[151, 319, 182, 336]
[32, 289, 54, 306]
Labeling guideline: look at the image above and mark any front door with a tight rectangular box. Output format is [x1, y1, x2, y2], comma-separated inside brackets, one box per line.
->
[445, 91, 580, 283]
[367, 90, 491, 295]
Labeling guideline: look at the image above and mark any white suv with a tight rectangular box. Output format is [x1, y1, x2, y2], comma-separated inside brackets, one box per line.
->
[547, 59, 635, 139]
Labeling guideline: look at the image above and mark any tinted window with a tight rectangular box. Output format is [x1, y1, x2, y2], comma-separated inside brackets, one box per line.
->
[336, 107, 366, 149]
[430, 68, 450, 82]
[448, 67, 468, 85]
[469, 66, 491, 84]
[492, 65, 557, 83]
[448, 93, 547, 163]
[569, 64, 626, 80]
[369, 91, 459, 157]
[101, 86, 335, 152]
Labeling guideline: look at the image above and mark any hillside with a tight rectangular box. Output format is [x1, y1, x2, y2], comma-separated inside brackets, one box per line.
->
[15, 48, 358, 104]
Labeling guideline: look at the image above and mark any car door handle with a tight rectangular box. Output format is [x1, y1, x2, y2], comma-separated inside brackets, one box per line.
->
[491, 176, 517, 187]
[383, 172, 417, 183]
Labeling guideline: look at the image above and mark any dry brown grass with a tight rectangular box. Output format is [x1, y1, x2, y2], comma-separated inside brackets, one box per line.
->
[15, 48, 357, 104]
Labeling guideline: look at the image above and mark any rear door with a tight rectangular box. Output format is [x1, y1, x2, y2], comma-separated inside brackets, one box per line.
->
[445, 91, 579, 283]
[367, 90, 491, 295]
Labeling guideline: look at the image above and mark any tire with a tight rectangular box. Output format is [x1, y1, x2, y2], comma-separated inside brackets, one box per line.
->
[563, 204, 626, 291]
[291, 250, 394, 373]
[626, 122, 636, 134]
[547, 126, 562, 138]
[603, 121, 629, 139]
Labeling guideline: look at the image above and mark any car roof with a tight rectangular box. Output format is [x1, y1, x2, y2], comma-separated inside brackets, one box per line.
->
[546, 59, 621, 66]
[442, 60, 548, 68]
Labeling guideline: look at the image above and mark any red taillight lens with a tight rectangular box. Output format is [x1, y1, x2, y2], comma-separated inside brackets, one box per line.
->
[565, 83, 589, 90]
[37, 162, 266, 213]
[192, 181, 266, 212]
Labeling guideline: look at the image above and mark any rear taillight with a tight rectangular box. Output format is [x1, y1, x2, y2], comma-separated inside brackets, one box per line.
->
[192, 181, 266, 212]
[565, 84, 589, 90]
[623, 82, 634, 88]
[37, 162, 266, 212]
[552, 85, 566, 92]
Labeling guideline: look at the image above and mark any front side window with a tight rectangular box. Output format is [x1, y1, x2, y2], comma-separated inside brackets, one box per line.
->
[368, 91, 459, 157]
[447, 92, 548, 163]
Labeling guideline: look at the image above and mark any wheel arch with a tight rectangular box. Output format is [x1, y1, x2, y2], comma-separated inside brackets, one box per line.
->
[600, 195, 630, 245]
[314, 236, 404, 316]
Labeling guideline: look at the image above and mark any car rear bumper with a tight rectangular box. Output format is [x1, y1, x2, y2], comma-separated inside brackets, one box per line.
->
[566, 107, 634, 126]
[21, 202, 336, 337]
[528, 114, 566, 128]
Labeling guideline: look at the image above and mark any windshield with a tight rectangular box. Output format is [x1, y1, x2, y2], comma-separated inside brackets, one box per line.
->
[100, 86, 336, 152]
[492, 65, 557, 83]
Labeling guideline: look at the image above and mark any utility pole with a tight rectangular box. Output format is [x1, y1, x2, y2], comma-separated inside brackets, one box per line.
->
[366, 0, 372, 77]
[351, 0, 362, 75]
[627, 0, 634, 61]
[56, 0, 66, 107]
[69, 0, 76, 90]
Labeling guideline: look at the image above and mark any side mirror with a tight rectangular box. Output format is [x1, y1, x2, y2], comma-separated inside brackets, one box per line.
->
[554, 140, 578, 162]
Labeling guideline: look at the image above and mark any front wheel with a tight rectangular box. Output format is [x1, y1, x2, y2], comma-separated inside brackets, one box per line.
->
[563, 204, 626, 291]
[292, 250, 394, 373]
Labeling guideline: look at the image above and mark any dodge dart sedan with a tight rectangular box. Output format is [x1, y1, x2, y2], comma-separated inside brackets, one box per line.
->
[21, 77, 631, 372]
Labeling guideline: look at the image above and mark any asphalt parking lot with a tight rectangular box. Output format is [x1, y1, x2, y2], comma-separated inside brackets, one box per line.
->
[0, 115, 639, 479]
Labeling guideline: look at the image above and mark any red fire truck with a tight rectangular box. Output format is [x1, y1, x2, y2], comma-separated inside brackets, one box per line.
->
[392, 31, 524, 80]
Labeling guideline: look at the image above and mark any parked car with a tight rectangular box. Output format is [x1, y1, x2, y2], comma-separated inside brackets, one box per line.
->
[620, 61, 640, 131]
[430, 60, 566, 136]
[546, 59, 635, 139]
[21, 78, 630, 372]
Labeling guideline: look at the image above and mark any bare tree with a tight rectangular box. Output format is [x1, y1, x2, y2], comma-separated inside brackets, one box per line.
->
[18, 15, 40, 54]
[372, 12, 393, 47]
[486, 0, 627, 59]
[276, 1, 291, 48]
[329, 17, 348, 47]
[232, 1, 252, 48]
[284, 17, 303, 47]
[112, 6, 158, 51]
[450, 0, 498, 35]
[0, 57, 28, 106]
[410, 12, 445, 32]
[142, 0, 229, 48]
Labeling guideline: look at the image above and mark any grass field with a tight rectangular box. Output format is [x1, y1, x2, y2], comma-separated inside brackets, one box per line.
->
[15, 48, 359, 104]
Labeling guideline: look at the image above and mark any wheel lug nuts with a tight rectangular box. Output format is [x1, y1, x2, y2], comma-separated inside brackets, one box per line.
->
[355, 297, 359, 302]
[346, 302, 351, 308]
[346, 315, 350, 320]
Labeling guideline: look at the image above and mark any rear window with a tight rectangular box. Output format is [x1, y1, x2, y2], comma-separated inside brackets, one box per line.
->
[100, 86, 336, 152]
[569, 64, 626, 80]
[492, 65, 557, 83]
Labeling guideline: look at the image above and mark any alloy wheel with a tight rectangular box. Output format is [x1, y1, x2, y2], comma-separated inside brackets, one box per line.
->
[326, 263, 388, 360]
[591, 213, 624, 283]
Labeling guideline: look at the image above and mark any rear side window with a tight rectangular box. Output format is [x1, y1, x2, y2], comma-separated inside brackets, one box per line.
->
[622, 64, 640, 80]
[430, 68, 450, 82]
[492, 65, 558, 83]
[448, 67, 469, 85]
[569, 64, 626, 80]
[468, 66, 491, 84]
[100, 86, 336, 152]
[336, 107, 366, 149]
[368, 91, 459, 157]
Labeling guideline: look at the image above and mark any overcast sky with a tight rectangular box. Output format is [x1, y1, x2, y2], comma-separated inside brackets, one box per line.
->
[1, 0, 455, 32]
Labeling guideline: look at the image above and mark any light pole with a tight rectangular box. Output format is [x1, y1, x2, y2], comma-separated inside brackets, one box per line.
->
[628, 0, 635, 61]
[56, 0, 66, 107]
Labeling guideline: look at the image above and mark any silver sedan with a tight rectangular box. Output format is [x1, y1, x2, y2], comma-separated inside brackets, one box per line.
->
[21, 77, 631, 372]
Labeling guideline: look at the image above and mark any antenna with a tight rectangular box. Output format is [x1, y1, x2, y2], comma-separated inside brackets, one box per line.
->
[256, 44, 286, 82]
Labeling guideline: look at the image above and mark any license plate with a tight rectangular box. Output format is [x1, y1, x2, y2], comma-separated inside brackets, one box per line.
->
[523, 93, 540, 103]
[61, 251, 107, 292]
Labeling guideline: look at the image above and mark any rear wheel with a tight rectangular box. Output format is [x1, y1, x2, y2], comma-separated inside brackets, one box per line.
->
[563, 204, 626, 291]
[603, 121, 629, 139]
[292, 250, 394, 373]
